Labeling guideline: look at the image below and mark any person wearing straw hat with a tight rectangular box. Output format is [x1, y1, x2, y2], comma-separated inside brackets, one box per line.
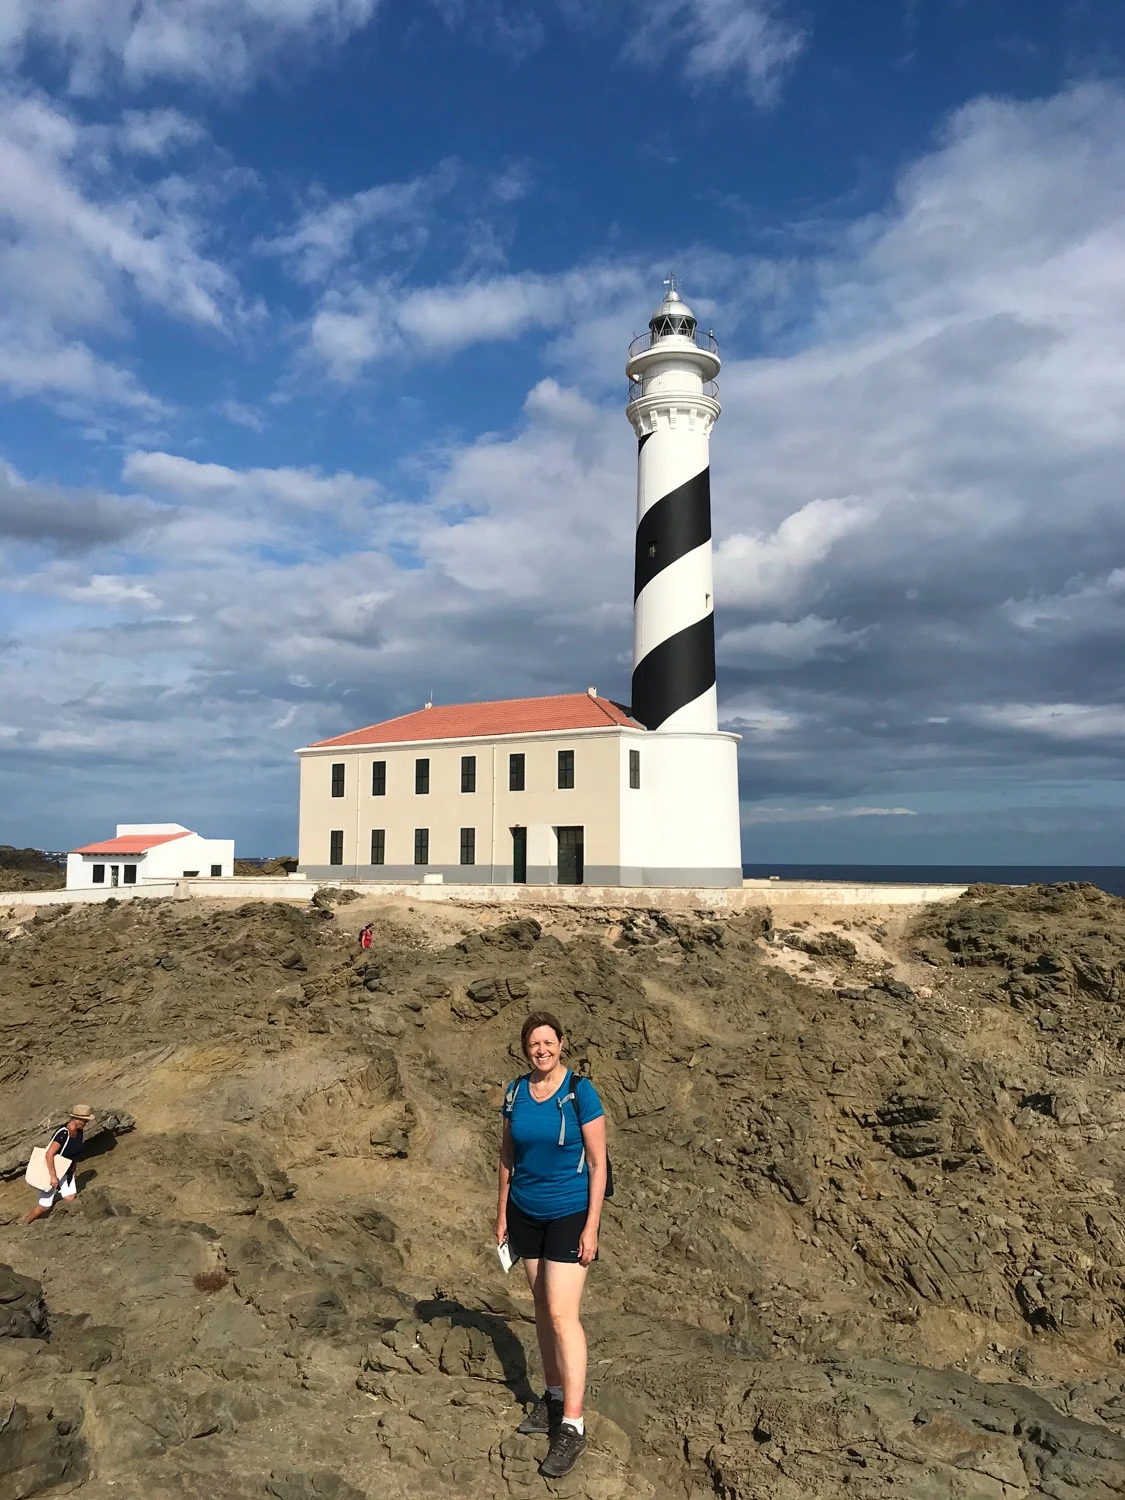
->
[23, 1106, 95, 1224]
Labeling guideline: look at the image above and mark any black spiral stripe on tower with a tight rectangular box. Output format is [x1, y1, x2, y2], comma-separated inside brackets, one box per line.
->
[633, 466, 712, 598]
[631, 463, 716, 729]
[631, 614, 716, 732]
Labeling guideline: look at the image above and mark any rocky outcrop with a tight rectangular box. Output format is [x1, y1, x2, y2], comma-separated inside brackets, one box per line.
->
[0, 886, 1123, 1496]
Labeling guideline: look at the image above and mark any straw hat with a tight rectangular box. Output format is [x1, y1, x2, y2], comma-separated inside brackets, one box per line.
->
[71, 1104, 95, 1122]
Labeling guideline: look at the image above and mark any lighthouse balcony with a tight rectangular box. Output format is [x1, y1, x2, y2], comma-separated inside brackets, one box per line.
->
[628, 328, 719, 358]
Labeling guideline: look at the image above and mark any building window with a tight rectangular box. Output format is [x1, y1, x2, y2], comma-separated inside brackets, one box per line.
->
[509, 752, 525, 791]
[415, 758, 430, 795]
[460, 827, 476, 866]
[414, 828, 429, 865]
[92, 864, 105, 883]
[210, 864, 222, 878]
[558, 749, 574, 789]
[629, 748, 641, 789]
[182, 870, 199, 878]
[331, 762, 345, 798]
[371, 760, 386, 796]
[329, 830, 344, 866]
[123, 865, 137, 885]
[461, 754, 476, 793]
[371, 829, 385, 865]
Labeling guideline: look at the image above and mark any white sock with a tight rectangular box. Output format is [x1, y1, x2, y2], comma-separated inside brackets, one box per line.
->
[545, 1386, 562, 1401]
[561, 1416, 584, 1435]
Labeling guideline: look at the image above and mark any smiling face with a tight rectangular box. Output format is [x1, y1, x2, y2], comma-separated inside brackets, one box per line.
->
[524, 1024, 563, 1074]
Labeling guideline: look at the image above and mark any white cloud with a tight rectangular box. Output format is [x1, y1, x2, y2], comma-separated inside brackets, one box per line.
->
[713, 498, 874, 612]
[119, 108, 203, 157]
[1, 0, 382, 93]
[267, 163, 460, 283]
[0, 87, 238, 410]
[742, 805, 916, 824]
[307, 264, 643, 381]
[718, 613, 866, 666]
[123, 451, 378, 515]
[625, 0, 805, 104]
[977, 703, 1125, 742]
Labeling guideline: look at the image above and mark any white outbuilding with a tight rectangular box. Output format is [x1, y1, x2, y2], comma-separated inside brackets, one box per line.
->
[66, 823, 235, 890]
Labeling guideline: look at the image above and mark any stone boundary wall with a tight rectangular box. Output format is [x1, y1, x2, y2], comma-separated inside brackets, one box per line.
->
[4, 876, 970, 913]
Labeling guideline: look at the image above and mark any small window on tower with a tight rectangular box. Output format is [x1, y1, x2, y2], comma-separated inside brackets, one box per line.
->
[647, 542, 657, 559]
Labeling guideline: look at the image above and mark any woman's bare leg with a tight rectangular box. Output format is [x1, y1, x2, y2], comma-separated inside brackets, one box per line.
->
[542, 1260, 588, 1420]
[522, 1256, 562, 1390]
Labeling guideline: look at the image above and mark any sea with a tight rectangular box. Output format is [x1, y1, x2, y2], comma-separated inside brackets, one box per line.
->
[741, 865, 1125, 898]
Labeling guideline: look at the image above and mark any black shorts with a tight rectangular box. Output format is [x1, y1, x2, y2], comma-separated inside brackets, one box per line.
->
[506, 1199, 596, 1264]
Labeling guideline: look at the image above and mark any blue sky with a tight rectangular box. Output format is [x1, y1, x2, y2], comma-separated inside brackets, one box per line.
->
[3, 0, 1125, 862]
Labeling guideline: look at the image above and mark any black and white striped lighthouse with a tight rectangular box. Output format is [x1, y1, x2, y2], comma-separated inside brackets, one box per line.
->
[626, 279, 721, 732]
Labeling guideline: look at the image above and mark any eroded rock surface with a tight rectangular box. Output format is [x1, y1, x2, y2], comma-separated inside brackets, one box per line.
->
[0, 885, 1123, 1496]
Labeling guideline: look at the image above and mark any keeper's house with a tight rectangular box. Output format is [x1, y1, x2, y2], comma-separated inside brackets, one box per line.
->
[66, 823, 235, 890]
[295, 690, 742, 888]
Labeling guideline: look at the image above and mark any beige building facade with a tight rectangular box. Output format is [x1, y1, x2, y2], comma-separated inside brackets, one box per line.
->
[295, 692, 743, 888]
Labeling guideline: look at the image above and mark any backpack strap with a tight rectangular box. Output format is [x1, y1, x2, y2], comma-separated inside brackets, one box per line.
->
[558, 1071, 590, 1173]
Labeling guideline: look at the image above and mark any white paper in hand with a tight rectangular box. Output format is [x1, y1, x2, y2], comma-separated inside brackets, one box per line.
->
[497, 1240, 515, 1274]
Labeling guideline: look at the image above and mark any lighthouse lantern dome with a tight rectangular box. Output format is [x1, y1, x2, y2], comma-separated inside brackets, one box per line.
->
[648, 282, 697, 341]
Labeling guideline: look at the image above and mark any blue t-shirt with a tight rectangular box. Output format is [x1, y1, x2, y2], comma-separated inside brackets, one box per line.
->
[503, 1072, 604, 1220]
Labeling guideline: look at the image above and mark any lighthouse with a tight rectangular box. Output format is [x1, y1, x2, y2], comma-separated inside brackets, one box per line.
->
[627, 278, 720, 732]
[294, 278, 743, 889]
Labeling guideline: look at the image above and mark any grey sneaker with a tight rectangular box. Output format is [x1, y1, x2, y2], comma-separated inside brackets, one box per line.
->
[539, 1422, 587, 1478]
[517, 1392, 563, 1435]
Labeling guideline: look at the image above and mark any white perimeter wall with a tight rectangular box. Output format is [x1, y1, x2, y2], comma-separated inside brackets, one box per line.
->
[618, 731, 741, 879]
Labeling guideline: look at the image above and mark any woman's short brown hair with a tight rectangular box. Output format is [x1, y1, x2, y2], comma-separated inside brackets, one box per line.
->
[520, 1010, 565, 1058]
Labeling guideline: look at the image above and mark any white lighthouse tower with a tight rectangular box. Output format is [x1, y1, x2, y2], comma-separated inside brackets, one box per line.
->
[618, 278, 743, 884]
[627, 278, 721, 730]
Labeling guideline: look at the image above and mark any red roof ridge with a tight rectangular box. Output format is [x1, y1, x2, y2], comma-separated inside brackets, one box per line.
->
[306, 691, 641, 749]
[72, 830, 193, 856]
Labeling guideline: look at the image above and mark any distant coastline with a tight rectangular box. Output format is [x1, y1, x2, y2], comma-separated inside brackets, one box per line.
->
[742, 864, 1125, 898]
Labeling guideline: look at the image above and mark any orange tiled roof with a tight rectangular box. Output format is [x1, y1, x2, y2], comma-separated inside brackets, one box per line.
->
[309, 693, 640, 748]
[72, 832, 192, 856]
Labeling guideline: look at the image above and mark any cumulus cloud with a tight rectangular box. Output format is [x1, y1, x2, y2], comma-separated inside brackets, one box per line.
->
[0, 87, 238, 410]
[0, 0, 382, 93]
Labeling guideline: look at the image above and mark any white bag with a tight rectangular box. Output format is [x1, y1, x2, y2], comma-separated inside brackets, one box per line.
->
[24, 1147, 73, 1193]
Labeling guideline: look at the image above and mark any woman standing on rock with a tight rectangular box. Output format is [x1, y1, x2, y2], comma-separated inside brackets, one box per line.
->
[496, 1010, 607, 1480]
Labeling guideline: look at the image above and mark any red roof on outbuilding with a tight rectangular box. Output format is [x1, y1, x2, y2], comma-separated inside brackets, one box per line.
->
[309, 693, 640, 748]
[72, 831, 192, 856]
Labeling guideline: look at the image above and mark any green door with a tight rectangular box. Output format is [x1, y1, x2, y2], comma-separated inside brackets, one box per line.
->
[512, 826, 527, 884]
[557, 827, 584, 886]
